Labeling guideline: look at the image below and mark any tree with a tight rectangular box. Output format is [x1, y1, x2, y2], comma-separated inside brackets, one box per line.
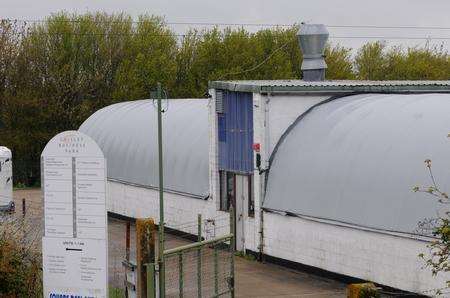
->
[384, 45, 450, 80]
[325, 44, 355, 80]
[355, 41, 387, 80]
[113, 15, 177, 100]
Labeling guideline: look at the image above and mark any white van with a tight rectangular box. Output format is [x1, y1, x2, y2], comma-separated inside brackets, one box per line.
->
[0, 146, 14, 212]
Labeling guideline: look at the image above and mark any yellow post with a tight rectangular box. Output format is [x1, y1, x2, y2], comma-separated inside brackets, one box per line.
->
[136, 218, 156, 298]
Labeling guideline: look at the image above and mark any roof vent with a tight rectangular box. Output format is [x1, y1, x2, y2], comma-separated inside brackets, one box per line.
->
[297, 24, 329, 81]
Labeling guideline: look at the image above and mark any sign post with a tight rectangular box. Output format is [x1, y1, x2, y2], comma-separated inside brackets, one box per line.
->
[42, 130, 108, 298]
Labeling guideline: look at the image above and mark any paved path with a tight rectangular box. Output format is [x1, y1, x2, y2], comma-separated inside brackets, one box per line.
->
[235, 260, 346, 297]
[13, 189, 347, 297]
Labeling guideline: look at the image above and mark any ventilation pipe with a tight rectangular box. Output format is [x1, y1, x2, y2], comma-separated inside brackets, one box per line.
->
[297, 24, 329, 81]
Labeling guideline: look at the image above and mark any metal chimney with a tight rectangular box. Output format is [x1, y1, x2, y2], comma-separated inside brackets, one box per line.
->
[297, 24, 329, 81]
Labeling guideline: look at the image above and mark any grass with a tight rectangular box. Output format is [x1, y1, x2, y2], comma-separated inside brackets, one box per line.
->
[235, 251, 256, 261]
[109, 287, 126, 298]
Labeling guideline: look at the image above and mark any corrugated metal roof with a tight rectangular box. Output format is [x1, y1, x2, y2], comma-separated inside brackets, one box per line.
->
[264, 93, 450, 235]
[79, 99, 209, 198]
[209, 80, 450, 93]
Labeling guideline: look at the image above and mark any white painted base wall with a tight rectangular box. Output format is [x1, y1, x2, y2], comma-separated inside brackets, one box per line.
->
[107, 180, 230, 237]
[263, 212, 448, 294]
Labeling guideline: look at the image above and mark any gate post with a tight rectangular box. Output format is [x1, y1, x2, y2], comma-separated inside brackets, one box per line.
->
[230, 207, 235, 298]
[136, 218, 156, 298]
[146, 263, 156, 298]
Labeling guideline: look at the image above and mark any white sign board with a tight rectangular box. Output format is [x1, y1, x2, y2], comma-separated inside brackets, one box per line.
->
[0, 146, 13, 208]
[42, 131, 107, 298]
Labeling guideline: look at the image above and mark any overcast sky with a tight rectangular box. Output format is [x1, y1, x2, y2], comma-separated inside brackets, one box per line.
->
[2, 0, 450, 51]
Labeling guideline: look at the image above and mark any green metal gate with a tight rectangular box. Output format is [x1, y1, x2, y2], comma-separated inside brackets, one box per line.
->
[163, 234, 235, 298]
[145, 210, 235, 298]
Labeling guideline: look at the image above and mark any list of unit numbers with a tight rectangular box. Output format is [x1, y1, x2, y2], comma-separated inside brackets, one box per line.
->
[44, 156, 106, 240]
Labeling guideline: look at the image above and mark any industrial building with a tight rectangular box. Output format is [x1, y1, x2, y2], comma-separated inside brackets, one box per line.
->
[79, 24, 450, 294]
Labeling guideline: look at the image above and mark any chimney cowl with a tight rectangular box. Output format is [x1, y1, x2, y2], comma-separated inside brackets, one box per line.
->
[297, 24, 329, 81]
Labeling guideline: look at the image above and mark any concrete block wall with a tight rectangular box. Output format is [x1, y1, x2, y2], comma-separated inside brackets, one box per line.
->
[264, 212, 448, 294]
[208, 91, 220, 213]
[107, 180, 230, 237]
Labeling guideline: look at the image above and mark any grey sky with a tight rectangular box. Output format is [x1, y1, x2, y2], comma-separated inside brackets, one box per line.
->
[2, 0, 450, 51]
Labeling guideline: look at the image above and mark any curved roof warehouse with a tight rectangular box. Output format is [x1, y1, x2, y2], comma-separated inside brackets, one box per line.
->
[80, 93, 450, 235]
[264, 93, 450, 235]
[76, 23, 450, 293]
[79, 99, 210, 198]
[79, 82, 450, 293]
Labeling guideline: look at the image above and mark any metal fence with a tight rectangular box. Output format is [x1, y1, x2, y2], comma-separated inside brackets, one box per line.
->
[158, 209, 235, 298]
[164, 234, 234, 298]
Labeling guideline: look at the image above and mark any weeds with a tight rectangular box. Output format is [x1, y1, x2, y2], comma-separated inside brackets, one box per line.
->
[0, 215, 43, 297]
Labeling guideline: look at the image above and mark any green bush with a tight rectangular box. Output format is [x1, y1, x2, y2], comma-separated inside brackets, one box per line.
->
[358, 286, 380, 298]
[0, 217, 42, 297]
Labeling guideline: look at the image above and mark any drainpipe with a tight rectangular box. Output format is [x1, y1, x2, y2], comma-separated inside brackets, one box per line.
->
[258, 205, 265, 262]
[257, 94, 271, 261]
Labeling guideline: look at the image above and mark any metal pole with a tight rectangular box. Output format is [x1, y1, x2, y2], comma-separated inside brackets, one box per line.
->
[179, 252, 184, 298]
[197, 214, 202, 242]
[125, 220, 131, 298]
[157, 82, 165, 298]
[230, 207, 235, 298]
[126, 221, 131, 261]
[214, 246, 219, 296]
[147, 263, 156, 298]
[163, 234, 233, 256]
[197, 214, 202, 298]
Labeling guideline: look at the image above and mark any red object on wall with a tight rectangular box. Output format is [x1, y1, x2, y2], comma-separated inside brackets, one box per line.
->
[253, 143, 261, 152]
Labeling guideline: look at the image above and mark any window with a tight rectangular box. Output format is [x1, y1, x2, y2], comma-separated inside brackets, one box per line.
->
[248, 175, 255, 217]
[219, 171, 235, 212]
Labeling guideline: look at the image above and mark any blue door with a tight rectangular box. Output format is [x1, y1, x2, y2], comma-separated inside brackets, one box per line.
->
[218, 91, 253, 174]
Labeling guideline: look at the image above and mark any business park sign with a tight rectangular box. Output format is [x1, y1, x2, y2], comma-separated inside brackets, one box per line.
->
[42, 131, 107, 298]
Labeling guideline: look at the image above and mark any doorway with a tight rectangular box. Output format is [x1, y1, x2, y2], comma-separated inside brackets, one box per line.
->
[219, 171, 250, 252]
[234, 174, 249, 252]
